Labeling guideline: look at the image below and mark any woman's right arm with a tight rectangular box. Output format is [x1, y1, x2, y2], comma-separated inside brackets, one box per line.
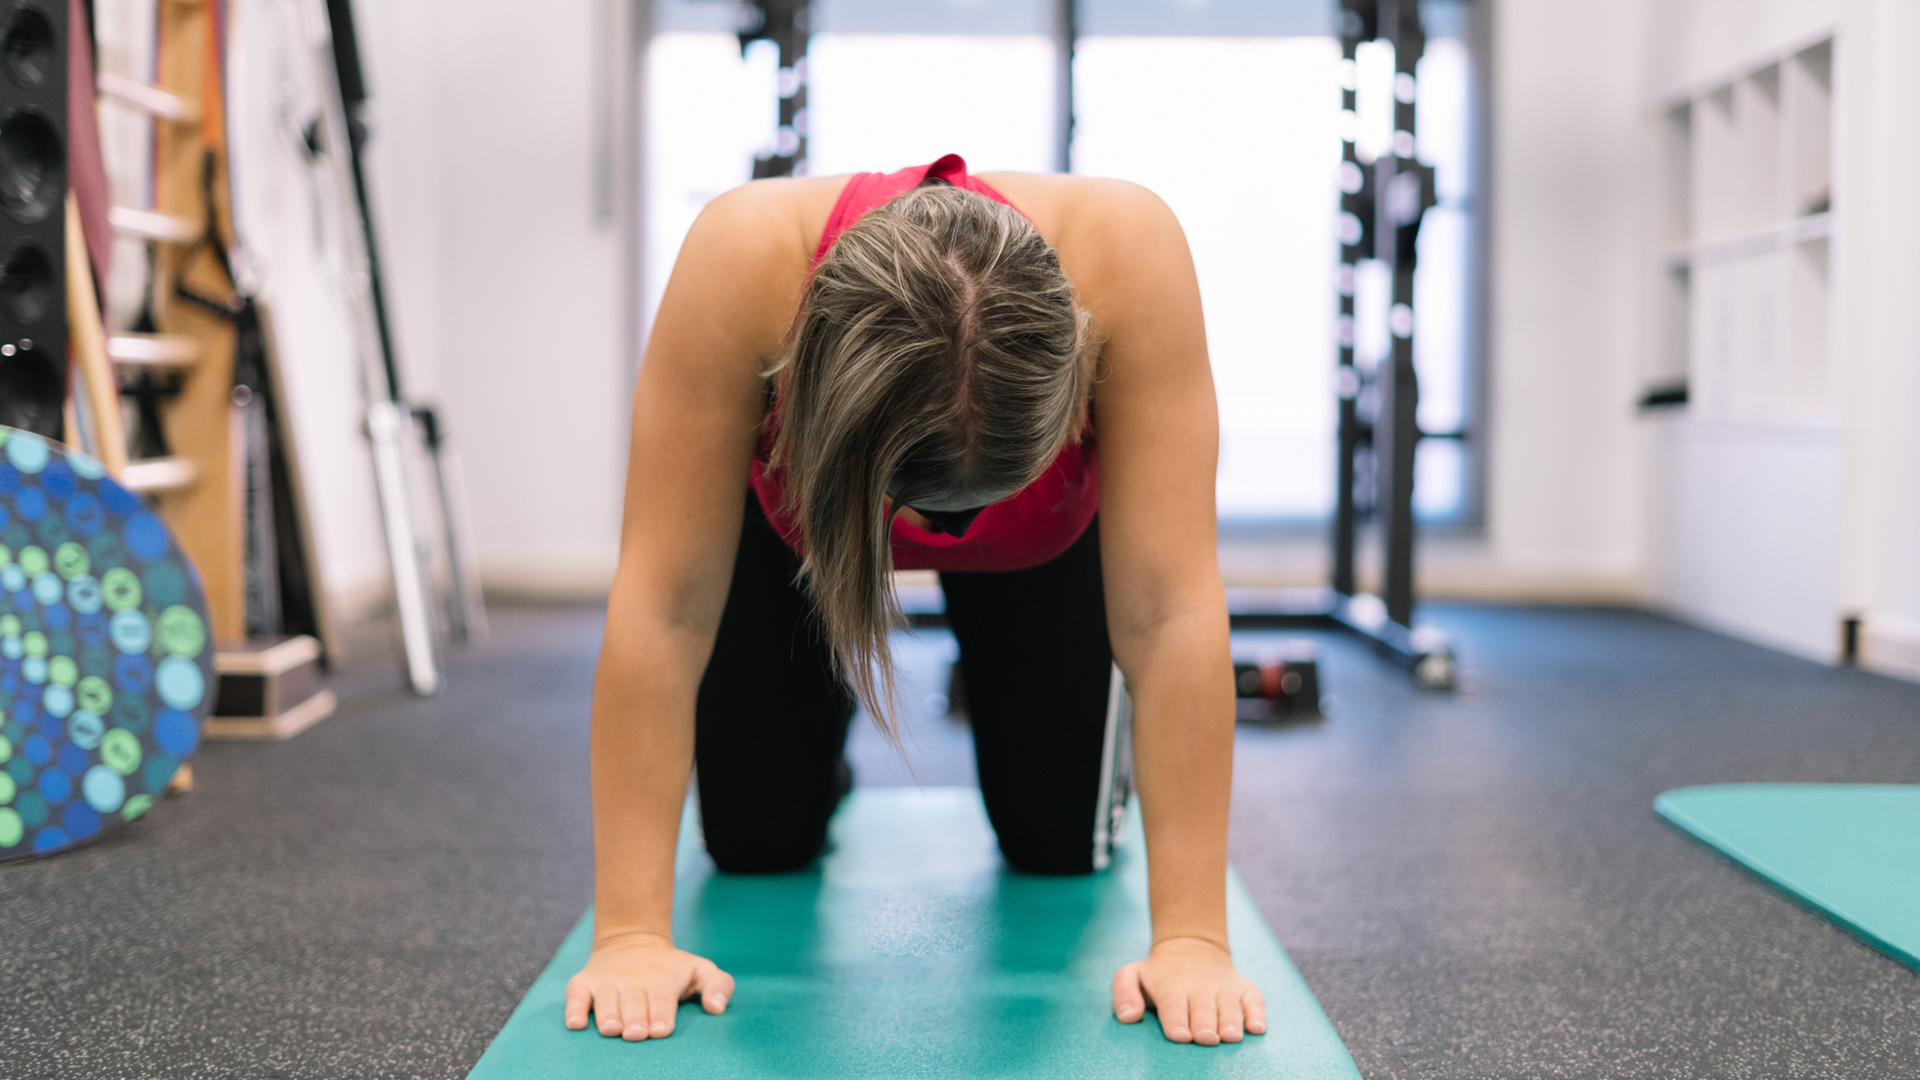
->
[562, 183, 812, 1042]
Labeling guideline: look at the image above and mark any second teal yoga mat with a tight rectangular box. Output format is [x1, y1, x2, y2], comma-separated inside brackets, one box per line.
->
[1656, 783, 1920, 970]
[469, 788, 1359, 1078]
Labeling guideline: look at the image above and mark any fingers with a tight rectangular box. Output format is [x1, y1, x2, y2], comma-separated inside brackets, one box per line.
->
[1111, 962, 1147, 1024]
[692, 959, 736, 1015]
[564, 975, 592, 1031]
[621, 985, 654, 1041]
[601, 985, 629, 1038]
[1217, 989, 1245, 1044]
[1243, 984, 1267, 1036]
[565, 951, 738, 1043]
[1156, 989, 1193, 1044]
[643, 986, 676, 1040]
[1188, 992, 1221, 1046]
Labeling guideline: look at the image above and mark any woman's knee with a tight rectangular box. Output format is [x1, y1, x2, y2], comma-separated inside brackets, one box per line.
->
[702, 812, 832, 874]
[997, 832, 1096, 876]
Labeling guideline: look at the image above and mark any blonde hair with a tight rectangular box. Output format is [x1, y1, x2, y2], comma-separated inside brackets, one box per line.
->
[766, 182, 1091, 740]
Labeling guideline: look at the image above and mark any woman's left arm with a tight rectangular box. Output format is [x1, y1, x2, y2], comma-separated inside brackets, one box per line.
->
[1065, 179, 1264, 1046]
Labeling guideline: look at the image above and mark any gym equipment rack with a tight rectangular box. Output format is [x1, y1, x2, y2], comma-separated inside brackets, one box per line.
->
[738, 0, 810, 179]
[750, 0, 1455, 689]
[1230, 0, 1455, 690]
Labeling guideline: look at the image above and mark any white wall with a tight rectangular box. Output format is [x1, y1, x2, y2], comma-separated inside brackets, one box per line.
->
[1833, 0, 1920, 677]
[226, 0, 632, 617]
[1479, 0, 1649, 594]
[355, 0, 629, 595]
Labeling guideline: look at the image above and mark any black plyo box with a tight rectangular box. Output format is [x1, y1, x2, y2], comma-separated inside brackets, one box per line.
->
[213, 636, 324, 718]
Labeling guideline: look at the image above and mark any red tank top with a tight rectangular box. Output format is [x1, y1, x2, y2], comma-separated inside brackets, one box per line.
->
[749, 154, 1099, 573]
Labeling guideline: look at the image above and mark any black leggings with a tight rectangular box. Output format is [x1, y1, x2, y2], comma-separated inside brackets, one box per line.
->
[694, 494, 1123, 875]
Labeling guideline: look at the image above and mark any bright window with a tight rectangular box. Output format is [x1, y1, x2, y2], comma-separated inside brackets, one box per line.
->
[807, 35, 1057, 176]
[1073, 36, 1341, 519]
[1075, 29, 1475, 522]
[642, 31, 1055, 335]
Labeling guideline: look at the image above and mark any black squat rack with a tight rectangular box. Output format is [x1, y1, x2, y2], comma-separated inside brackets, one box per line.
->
[1231, 0, 1457, 692]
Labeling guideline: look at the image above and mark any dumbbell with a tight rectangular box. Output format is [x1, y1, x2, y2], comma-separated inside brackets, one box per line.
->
[1232, 642, 1321, 719]
[1235, 660, 1304, 700]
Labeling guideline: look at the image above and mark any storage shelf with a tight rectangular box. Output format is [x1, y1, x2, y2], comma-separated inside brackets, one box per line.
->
[1664, 212, 1834, 270]
[1650, 415, 1840, 446]
[1650, 35, 1834, 427]
[1657, 22, 1839, 108]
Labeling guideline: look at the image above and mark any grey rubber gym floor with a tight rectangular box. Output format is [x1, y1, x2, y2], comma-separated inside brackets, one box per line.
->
[2, 602, 1916, 1078]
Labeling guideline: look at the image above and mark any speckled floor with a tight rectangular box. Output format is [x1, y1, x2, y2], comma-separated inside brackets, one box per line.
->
[1, 602, 1915, 1078]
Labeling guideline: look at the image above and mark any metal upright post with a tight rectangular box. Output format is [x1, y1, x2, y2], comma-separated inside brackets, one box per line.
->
[1373, 0, 1434, 628]
[1332, 1, 1377, 598]
[1052, 0, 1078, 175]
[1241, 0, 1453, 689]
[742, 0, 811, 179]
[415, 405, 489, 645]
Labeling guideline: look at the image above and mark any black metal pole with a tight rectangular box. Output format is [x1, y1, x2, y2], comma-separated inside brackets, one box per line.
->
[1054, 0, 1077, 174]
[1331, 1, 1374, 598]
[742, 0, 810, 179]
[323, 0, 403, 404]
[1374, 0, 1432, 628]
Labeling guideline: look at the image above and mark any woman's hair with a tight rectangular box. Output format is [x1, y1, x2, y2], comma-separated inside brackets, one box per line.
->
[766, 182, 1091, 741]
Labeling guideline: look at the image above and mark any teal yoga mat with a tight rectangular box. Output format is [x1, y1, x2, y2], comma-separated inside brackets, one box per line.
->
[1656, 783, 1920, 970]
[469, 788, 1358, 1078]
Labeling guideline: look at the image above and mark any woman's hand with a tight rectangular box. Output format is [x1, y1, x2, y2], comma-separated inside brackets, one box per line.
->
[1111, 937, 1266, 1045]
[564, 931, 735, 1041]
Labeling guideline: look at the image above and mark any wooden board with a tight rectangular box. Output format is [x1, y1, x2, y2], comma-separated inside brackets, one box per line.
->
[150, 0, 242, 642]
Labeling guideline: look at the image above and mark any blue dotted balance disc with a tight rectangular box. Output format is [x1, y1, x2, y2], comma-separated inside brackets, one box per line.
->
[0, 427, 215, 861]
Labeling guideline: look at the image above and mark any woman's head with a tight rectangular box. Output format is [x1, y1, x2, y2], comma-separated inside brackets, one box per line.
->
[768, 181, 1091, 738]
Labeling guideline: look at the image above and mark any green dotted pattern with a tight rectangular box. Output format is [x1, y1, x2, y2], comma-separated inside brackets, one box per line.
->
[0, 427, 216, 861]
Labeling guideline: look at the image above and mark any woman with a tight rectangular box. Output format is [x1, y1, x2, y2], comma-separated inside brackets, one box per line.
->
[565, 155, 1259, 1047]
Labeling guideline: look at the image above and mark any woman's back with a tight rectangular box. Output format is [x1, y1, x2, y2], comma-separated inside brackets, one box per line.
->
[749, 155, 1100, 573]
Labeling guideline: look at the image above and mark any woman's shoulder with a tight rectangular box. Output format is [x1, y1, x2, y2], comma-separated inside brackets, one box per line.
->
[668, 176, 853, 355]
[689, 175, 850, 268]
[976, 171, 1162, 202]
[978, 173, 1183, 277]
[645, 176, 844, 368]
[976, 173, 1176, 238]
